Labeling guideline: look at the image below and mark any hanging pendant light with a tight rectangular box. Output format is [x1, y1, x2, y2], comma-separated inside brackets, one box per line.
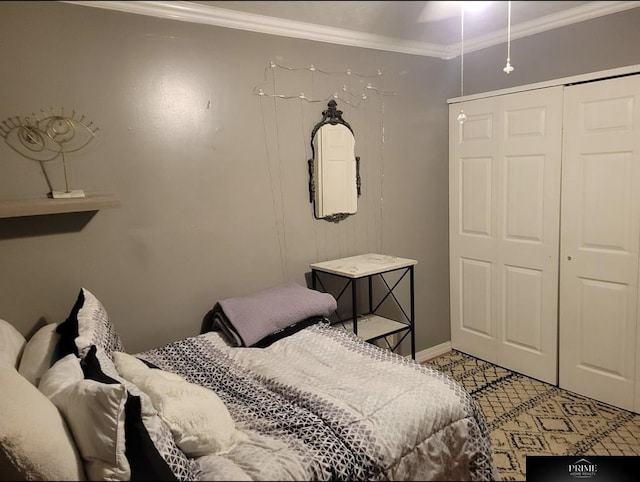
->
[503, 1, 514, 74]
[457, 4, 467, 124]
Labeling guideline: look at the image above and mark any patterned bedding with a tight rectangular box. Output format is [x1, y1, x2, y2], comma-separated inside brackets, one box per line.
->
[136, 322, 498, 481]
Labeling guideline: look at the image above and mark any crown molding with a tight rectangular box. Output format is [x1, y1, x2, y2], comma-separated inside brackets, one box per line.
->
[63, 0, 640, 60]
[62, 0, 447, 57]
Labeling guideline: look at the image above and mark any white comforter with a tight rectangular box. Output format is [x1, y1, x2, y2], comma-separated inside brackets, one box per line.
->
[136, 322, 498, 481]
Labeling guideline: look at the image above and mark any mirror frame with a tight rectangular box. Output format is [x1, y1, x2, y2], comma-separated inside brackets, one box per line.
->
[307, 99, 361, 223]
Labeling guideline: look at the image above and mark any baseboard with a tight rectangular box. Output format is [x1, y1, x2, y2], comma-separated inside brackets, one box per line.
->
[413, 341, 452, 364]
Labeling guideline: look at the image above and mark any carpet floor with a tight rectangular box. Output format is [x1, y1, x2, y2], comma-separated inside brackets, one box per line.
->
[424, 350, 640, 481]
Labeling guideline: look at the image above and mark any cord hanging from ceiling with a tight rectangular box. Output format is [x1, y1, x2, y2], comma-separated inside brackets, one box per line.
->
[503, 1, 514, 74]
[457, 4, 467, 124]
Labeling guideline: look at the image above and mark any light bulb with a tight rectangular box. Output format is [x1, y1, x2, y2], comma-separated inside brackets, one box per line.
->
[503, 60, 514, 74]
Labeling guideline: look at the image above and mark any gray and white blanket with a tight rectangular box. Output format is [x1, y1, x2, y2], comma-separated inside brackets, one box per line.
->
[137, 322, 498, 481]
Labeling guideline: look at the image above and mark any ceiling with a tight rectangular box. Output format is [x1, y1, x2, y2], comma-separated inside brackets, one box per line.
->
[69, 1, 640, 58]
[195, 1, 592, 44]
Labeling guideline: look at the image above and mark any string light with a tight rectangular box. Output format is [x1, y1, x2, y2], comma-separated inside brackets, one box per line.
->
[255, 60, 391, 260]
[254, 61, 396, 107]
[457, 4, 467, 124]
[266, 61, 381, 78]
[503, 1, 514, 74]
[255, 87, 368, 106]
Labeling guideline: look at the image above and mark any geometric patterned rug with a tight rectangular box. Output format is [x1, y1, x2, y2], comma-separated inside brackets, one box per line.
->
[424, 350, 640, 481]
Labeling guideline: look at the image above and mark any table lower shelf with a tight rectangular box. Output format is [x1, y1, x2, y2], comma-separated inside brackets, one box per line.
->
[332, 314, 410, 342]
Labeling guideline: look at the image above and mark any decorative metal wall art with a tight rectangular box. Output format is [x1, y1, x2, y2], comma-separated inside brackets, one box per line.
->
[0, 107, 99, 198]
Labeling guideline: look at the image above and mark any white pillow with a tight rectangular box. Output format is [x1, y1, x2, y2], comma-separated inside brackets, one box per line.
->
[113, 351, 247, 457]
[18, 323, 60, 386]
[56, 288, 125, 362]
[61, 345, 197, 481]
[74, 288, 125, 358]
[0, 319, 26, 368]
[0, 363, 85, 481]
[39, 354, 130, 481]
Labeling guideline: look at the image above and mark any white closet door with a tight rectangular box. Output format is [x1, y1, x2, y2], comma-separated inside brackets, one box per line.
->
[559, 75, 640, 411]
[449, 96, 499, 363]
[449, 86, 563, 384]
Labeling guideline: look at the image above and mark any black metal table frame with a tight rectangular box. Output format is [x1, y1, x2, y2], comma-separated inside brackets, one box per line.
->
[311, 265, 415, 359]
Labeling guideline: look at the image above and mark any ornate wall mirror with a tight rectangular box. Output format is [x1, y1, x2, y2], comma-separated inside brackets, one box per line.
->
[308, 100, 361, 223]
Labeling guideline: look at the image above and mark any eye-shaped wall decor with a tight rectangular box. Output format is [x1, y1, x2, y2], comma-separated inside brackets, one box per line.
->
[0, 108, 98, 198]
[307, 100, 361, 223]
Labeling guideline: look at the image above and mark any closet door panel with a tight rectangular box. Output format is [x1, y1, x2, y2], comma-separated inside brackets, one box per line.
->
[457, 157, 495, 261]
[559, 75, 640, 411]
[460, 258, 493, 337]
[503, 265, 543, 351]
[450, 87, 562, 383]
[498, 87, 563, 383]
[450, 98, 499, 361]
[504, 154, 545, 242]
[460, 157, 492, 237]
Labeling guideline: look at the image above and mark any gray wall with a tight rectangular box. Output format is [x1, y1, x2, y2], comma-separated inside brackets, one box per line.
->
[1, 2, 639, 355]
[449, 8, 640, 96]
[0, 1, 451, 353]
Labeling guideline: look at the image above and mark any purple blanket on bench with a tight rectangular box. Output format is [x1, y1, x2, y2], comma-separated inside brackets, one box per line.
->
[212, 281, 337, 347]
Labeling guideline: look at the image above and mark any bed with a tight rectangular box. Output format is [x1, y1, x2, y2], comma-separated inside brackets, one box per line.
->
[1, 284, 498, 481]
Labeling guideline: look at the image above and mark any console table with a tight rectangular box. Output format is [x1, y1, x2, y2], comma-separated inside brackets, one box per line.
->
[310, 253, 417, 359]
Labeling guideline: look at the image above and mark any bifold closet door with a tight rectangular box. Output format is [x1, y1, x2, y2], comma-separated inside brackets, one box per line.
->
[449, 86, 563, 384]
[559, 75, 640, 412]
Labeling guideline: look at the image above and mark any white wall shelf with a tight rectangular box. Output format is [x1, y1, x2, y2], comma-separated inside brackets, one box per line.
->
[0, 193, 120, 218]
